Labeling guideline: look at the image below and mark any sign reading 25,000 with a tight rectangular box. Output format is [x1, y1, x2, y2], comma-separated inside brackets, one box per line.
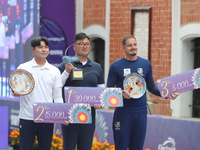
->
[157, 68, 200, 98]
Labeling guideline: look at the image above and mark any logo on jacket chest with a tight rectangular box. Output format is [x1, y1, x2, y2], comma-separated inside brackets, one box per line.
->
[137, 68, 143, 76]
[123, 68, 144, 76]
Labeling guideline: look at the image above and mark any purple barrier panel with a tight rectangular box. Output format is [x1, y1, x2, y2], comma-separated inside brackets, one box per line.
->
[0, 99, 20, 134]
[33, 103, 91, 124]
[144, 116, 200, 150]
[64, 87, 123, 107]
[157, 68, 200, 98]
[94, 110, 114, 145]
[0, 106, 8, 149]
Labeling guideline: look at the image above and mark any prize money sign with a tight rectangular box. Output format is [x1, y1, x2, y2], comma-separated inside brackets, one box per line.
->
[33, 103, 92, 124]
[64, 87, 123, 107]
[157, 68, 200, 98]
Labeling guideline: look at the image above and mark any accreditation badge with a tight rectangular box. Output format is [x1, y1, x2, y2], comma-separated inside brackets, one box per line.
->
[124, 68, 131, 76]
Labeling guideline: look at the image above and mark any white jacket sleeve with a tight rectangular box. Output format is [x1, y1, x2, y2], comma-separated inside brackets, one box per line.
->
[61, 70, 70, 86]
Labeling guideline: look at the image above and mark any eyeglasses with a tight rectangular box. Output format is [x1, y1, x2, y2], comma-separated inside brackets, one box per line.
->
[76, 42, 91, 48]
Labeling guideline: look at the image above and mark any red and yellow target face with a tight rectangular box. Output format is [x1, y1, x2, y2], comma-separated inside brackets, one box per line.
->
[68, 104, 91, 124]
[77, 111, 89, 123]
[100, 88, 123, 107]
[108, 95, 120, 107]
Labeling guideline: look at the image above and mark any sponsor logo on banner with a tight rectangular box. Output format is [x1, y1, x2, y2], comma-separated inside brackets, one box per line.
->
[158, 137, 176, 150]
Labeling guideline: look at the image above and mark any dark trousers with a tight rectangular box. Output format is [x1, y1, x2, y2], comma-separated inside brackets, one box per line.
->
[19, 119, 54, 150]
[112, 111, 147, 150]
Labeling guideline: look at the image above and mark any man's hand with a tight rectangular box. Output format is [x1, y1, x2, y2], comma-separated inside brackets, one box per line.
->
[62, 121, 70, 126]
[11, 90, 22, 97]
[166, 92, 180, 100]
[93, 104, 104, 109]
[65, 63, 75, 73]
[122, 90, 131, 99]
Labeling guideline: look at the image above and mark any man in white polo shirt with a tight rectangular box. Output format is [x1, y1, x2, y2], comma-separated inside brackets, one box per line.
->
[12, 36, 63, 150]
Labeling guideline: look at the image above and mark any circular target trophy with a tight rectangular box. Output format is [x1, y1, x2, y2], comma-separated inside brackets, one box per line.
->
[123, 73, 146, 99]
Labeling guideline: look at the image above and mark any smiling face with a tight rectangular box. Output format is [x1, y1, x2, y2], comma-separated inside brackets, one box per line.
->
[122, 37, 138, 60]
[73, 37, 91, 58]
[32, 41, 49, 61]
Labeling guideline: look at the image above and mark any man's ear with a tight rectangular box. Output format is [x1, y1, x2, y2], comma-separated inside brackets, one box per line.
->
[31, 47, 34, 52]
[73, 45, 77, 53]
[122, 45, 125, 52]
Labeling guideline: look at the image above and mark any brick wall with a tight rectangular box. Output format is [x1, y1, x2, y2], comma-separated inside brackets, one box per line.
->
[181, 0, 200, 25]
[83, 0, 197, 116]
[83, 0, 106, 27]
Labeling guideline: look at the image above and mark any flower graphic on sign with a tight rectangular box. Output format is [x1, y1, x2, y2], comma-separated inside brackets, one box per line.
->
[192, 68, 200, 89]
[68, 103, 91, 123]
[93, 112, 108, 144]
[99, 88, 123, 107]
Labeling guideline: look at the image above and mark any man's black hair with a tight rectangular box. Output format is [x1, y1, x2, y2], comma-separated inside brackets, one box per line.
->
[31, 36, 49, 48]
[74, 32, 90, 43]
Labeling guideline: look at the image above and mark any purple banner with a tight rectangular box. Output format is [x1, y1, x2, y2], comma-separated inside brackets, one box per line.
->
[64, 87, 123, 107]
[33, 103, 91, 124]
[157, 68, 200, 98]
[40, 0, 75, 56]
[144, 115, 200, 150]
[93, 110, 200, 150]
[40, 17, 67, 67]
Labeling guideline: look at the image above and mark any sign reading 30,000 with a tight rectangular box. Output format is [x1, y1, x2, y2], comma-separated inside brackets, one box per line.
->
[64, 87, 123, 107]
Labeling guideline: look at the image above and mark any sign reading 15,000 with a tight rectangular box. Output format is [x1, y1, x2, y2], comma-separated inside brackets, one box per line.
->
[33, 103, 92, 123]
[157, 68, 200, 98]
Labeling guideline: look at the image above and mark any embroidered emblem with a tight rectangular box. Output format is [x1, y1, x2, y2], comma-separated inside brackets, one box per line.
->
[137, 68, 143, 76]
[115, 122, 121, 130]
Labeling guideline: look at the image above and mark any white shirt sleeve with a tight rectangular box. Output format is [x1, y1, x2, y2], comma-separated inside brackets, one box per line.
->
[97, 84, 105, 88]
[53, 69, 64, 103]
[61, 70, 70, 86]
[53, 86, 64, 103]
